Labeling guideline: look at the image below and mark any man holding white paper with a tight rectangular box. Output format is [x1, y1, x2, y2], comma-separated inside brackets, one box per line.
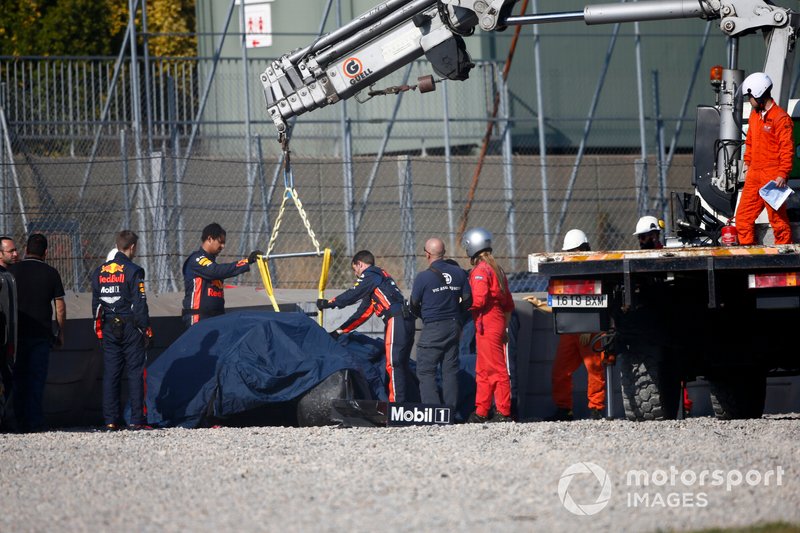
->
[734, 72, 794, 245]
[759, 180, 793, 211]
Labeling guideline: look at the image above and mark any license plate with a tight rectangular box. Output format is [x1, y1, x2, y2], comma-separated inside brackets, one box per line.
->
[548, 294, 608, 308]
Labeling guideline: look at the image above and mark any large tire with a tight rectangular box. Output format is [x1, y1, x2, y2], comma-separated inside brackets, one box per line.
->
[619, 347, 680, 421]
[708, 370, 766, 420]
[296, 369, 371, 427]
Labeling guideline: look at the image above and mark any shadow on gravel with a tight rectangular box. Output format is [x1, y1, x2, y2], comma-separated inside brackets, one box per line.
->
[761, 414, 800, 421]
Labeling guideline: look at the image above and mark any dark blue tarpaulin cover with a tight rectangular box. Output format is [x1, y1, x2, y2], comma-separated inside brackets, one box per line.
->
[145, 310, 519, 428]
[146, 311, 381, 428]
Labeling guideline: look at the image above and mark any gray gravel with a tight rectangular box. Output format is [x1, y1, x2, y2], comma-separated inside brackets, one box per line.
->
[1, 416, 798, 532]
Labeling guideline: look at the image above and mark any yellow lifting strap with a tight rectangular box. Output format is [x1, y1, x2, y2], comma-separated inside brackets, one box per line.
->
[257, 137, 333, 325]
[317, 248, 332, 326]
[255, 247, 331, 325]
[256, 255, 280, 313]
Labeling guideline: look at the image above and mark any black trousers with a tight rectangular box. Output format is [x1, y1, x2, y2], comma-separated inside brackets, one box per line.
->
[102, 320, 146, 425]
[415, 318, 461, 408]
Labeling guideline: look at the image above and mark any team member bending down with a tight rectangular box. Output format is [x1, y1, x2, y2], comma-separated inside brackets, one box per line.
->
[182, 223, 262, 327]
[525, 229, 606, 421]
[462, 228, 515, 423]
[317, 250, 415, 403]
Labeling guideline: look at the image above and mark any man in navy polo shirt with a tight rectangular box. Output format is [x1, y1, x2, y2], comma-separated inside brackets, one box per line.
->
[410, 237, 471, 408]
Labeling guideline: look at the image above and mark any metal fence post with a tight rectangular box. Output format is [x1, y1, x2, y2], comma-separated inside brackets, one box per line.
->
[167, 74, 183, 257]
[254, 135, 273, 241]
[67, 66, 75, 158]
[532, 0, 551, 252]
[150, 151, 173, 292]
[142, 0, 154, 156]
[121, 129, 131, 230]
[128, 0, 150, 276]
[652, 69, 668, 231]
[239, 2, 255, 255]
[634, 20, 649, 217]
[500, 72, 516, 269]
[442, 80, 455, 253]
[336, 0, 355, 257]
[343, 118, 355, 256]
[398, 155, 416, 289]
[0, 105, 27, 234]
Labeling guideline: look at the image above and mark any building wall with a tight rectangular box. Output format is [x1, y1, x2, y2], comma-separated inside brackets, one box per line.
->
[194, 0, 779, 154]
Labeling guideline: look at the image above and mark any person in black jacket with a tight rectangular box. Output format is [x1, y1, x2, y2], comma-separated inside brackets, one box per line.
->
[410, 237, 471, 408]
[182, 223, 262, 327]
[91, 230, 151, 430]
[317, 250, 415, 403]
[0, 236, 17, 421]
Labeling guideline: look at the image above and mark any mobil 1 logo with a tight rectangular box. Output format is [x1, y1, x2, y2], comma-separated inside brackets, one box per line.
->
[387, 403, 453, 426]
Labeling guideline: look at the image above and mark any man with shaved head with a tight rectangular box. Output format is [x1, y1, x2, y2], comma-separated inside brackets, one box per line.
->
[410, 237, 471, 409]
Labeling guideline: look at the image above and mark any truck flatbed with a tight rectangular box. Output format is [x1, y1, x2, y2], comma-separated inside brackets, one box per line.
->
[529, 245, 800, 276]
[529, 244, 800, 309]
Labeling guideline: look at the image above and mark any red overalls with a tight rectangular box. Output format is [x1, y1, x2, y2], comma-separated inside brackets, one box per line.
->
[735, 103, 794, 245]
[469, 261, 515, 418]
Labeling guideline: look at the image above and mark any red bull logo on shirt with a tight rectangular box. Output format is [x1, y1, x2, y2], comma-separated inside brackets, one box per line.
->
[101, 263, 124, 274]
[99, 273, 125, 284]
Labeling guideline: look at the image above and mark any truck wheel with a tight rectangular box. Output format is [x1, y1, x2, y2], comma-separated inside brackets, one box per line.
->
[619, 348, 680, 421]
[708, 370, 766, 420]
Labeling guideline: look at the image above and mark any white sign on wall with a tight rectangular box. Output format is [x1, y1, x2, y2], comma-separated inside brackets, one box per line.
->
[241, 1, 273, 48]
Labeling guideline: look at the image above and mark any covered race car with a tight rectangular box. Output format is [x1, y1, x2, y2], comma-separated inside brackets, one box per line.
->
[146, 309, 516, 427]
[146, 311, 385, 428]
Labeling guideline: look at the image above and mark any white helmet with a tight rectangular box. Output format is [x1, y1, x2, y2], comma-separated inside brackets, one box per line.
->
[741, 72, 773, 99]
[106, 248, 119, 261]
[462, 227, 492, 258]
[633, 216, 661, 236]
[562, 229, 588, 251]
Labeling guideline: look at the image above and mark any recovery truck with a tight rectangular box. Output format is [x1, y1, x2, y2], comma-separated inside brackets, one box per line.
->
[260, 0, 800, 420]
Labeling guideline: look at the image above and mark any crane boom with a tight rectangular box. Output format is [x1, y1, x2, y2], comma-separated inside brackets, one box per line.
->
[261, 0, 797, 139]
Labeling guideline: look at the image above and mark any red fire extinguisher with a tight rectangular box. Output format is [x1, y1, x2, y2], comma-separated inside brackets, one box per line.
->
[721, 218, 738, 246]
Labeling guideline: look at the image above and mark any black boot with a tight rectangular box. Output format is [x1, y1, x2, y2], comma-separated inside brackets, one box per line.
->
[467, 411, 489, 423]
[545, 408, 574, 421]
